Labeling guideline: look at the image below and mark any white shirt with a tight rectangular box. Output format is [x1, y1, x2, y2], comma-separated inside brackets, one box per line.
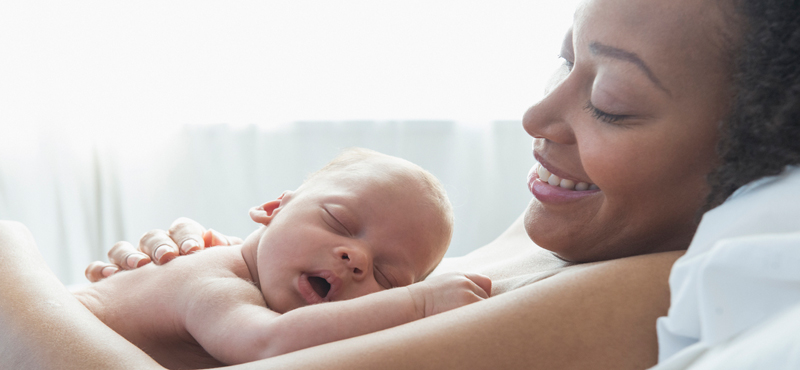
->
[656, 166, 800, 364]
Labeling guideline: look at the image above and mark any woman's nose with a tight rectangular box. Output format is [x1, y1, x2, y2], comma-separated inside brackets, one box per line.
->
[335, 246, 370, 282]
[522, 70, 577, 145]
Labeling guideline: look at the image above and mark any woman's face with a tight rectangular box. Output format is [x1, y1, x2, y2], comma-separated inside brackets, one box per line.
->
[523, 0, 735, 262]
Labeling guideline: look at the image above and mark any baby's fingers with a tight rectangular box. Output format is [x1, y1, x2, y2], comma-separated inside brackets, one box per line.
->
[85, 261, 119, 282]
[168, 217, 206, 254]
[139, 229, 179, 265]
[108, 241, 151, 270]
[464, 273, 492, 299]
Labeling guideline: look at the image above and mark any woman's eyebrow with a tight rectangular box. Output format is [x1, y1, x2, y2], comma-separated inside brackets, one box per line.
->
[589, 42, 672, 96]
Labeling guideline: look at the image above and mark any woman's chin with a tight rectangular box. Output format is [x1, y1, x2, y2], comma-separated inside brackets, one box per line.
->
[524, 202, 614, 263]
[525, 208, 572, 259]
[530, 236, 577, 262]
[523, 200, 541, 241]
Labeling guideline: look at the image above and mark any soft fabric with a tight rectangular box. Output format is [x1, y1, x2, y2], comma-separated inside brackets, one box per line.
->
[651, 301, 800, 370]
[653, 165, 800, 368]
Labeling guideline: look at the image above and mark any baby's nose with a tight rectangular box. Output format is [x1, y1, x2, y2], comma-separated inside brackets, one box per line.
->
[336, 247, 370, 281]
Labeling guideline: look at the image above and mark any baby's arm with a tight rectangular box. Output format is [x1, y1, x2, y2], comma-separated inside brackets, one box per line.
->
[187, 272, 490, 364]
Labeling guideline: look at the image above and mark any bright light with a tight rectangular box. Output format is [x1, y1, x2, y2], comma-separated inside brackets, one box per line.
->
[0, 1, 578, 135]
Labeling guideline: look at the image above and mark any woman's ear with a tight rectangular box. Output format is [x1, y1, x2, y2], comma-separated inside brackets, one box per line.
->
[250, 191, 293, 225]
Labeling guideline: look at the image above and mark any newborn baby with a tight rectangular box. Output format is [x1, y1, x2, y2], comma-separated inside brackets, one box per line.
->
[73, 148, 491, 368]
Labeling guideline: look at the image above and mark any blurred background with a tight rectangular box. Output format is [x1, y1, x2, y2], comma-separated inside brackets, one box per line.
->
[0, 0, 578, 285]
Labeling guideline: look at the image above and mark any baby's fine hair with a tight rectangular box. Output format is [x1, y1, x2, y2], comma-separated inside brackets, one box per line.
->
[306, 148, 455, 239]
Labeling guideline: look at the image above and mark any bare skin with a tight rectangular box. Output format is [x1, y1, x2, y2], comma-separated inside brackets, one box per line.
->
[1, 218, 681, 370]
[0, 221, 162, 370]
[73, 154, 491, 368]
[0, 0, 738, 368]
[74, 243, 490, 368]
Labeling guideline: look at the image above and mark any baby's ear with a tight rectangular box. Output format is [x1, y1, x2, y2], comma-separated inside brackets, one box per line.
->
[249, 191, 293, 225]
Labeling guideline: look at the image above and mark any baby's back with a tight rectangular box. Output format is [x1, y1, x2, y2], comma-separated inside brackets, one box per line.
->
[73, 245, 261, 369]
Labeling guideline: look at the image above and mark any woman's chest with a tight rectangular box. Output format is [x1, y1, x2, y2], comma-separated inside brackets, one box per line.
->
[435, 245, 574, 295]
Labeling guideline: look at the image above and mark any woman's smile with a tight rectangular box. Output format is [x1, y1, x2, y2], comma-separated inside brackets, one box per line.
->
[528, 164, 601, 204]
[528, 150, 600, 203]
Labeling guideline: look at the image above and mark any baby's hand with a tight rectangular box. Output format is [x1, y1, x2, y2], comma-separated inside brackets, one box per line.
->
[406, 272, 492, 318]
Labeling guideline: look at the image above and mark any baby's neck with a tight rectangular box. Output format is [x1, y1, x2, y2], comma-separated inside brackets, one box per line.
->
[240, 237, 261, 288]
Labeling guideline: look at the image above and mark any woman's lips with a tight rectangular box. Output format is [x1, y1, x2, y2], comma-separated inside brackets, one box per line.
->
[528, 164, 601, 203]
[298, 271, 342, 305]
[532, 153, 596, 188]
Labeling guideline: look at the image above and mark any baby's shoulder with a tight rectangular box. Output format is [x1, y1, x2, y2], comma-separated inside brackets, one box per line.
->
[175, 248, 266, 308]
[192, 274, 265, 309]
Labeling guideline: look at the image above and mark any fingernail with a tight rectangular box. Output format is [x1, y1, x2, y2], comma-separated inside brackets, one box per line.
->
[126, 254, 146, 268]
[210, 229, 224, 245]
[180, 239, 200, 254]
[101, 266, 118, 277]
[154, 245, 173, 261]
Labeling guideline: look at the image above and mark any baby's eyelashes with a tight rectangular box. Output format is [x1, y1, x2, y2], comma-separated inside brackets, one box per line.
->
[374, 267, 393, 289]
[323, 207, 353, 236]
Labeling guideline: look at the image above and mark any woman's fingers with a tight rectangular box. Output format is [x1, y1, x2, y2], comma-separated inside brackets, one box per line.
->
[98, 218, 239, 277]
[139, 229, 179, 265]
[85, 261, 119, 282]
[168, 217, 206, 254]
[107, 241, 151, 270]
[86, 241, 150, 282]
[203, 228, 245, 247]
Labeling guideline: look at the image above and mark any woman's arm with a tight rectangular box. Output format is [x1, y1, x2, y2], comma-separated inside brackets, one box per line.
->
[3, 218, 680, 370]
[231, 250, 682, 370]
[0, 221, 162, 370]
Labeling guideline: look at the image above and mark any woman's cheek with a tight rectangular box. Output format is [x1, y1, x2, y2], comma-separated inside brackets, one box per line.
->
[581, 129, 677, 195]
[576, 136, 626, 193]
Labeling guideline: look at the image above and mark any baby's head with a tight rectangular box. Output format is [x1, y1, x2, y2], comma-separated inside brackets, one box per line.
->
[243, 148, 453, 313]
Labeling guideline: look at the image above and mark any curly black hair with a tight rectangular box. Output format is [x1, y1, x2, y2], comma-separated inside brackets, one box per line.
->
[704, 0, 800, 211]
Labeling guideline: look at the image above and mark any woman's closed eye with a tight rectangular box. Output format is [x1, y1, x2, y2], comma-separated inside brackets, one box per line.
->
[584, 101, 632, 125]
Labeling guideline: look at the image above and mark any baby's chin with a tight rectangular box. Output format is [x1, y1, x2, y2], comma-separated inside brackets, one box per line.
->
[261, 287, 303, 314]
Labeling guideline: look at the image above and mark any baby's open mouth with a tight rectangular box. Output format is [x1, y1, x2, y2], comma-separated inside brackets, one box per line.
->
[299, 271, 341, 305]
[308, 276, 331, 298]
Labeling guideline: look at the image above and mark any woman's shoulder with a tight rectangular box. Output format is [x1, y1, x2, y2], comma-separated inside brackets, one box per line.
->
[492, 250, 684, 295]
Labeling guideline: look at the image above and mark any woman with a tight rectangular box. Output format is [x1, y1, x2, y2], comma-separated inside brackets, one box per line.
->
[2, 0, 797, 368]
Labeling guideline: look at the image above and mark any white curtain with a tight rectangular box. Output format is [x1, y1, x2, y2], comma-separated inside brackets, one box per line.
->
[0, 121, 534, 285]
[0, 1, 577, 285]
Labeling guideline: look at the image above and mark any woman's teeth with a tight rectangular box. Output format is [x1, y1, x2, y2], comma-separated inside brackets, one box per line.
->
[536, 163, 598, 191]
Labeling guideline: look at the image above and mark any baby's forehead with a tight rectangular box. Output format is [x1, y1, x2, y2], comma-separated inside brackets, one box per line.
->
[318, 161, 424, 191]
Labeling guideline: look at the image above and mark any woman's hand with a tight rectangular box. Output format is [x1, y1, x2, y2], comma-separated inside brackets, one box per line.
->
[85, 217, 243, 282]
